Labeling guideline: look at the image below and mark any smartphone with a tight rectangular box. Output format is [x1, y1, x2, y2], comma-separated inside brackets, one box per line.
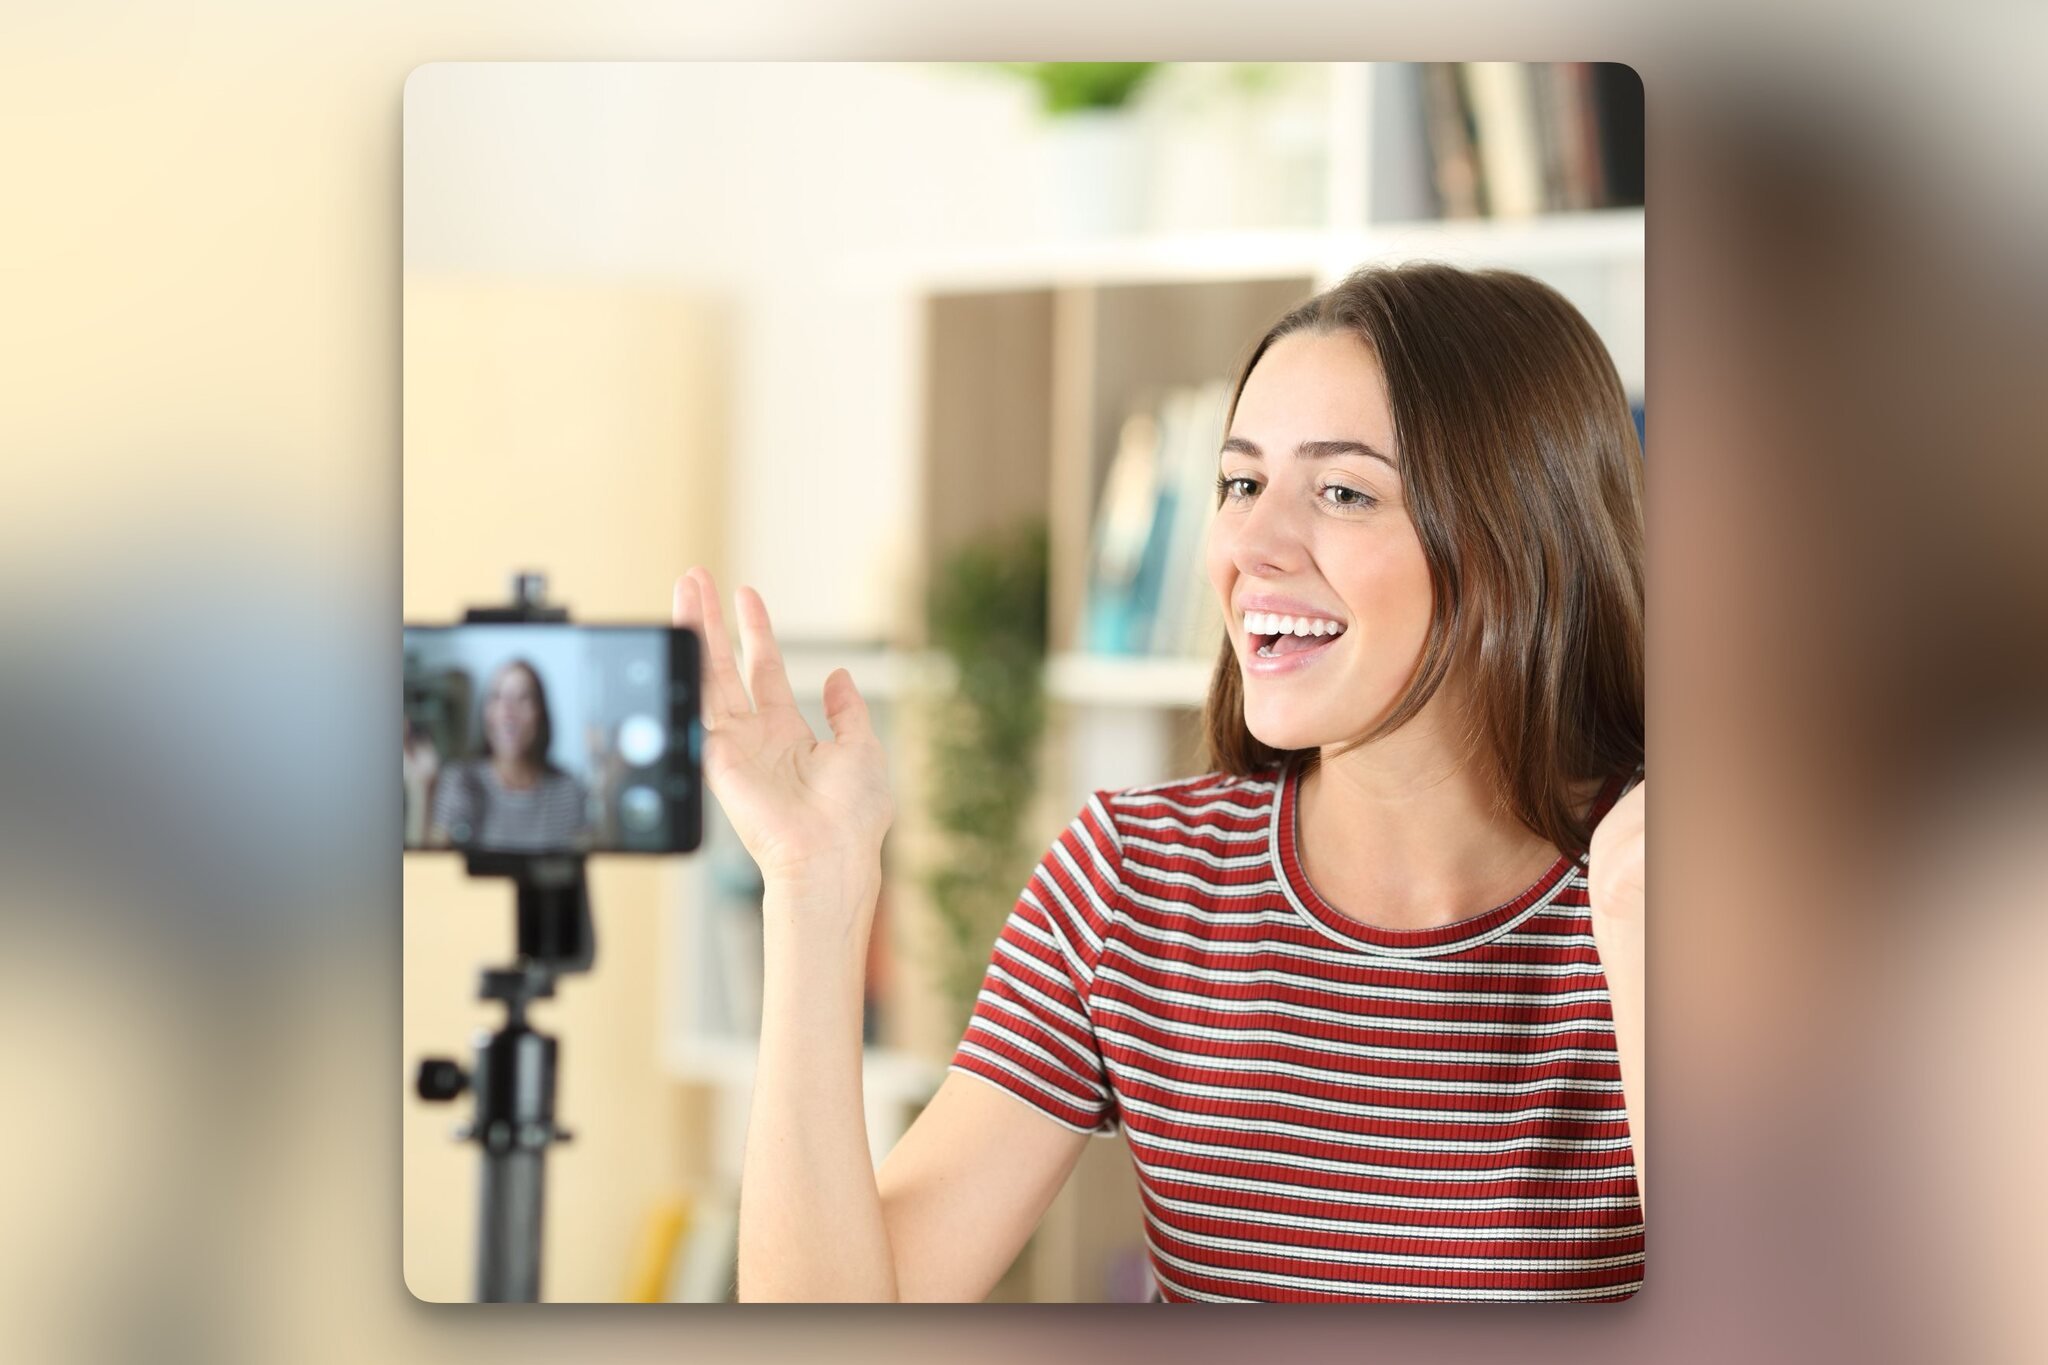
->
[403, 623, 701, 855]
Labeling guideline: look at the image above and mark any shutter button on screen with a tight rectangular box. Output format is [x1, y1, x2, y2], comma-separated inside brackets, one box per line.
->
[620, 786, 662, 832]
[617, 714, 664, 766]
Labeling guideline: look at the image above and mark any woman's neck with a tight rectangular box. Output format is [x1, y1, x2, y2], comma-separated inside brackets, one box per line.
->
[493, 756, 542, 790]
[1297, 720, 1573, 932]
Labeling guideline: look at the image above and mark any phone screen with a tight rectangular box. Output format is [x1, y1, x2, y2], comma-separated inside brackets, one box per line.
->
[403, 623, 701, 855]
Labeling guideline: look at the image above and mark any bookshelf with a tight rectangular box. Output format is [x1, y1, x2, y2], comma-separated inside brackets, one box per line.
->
[663, 62, 1645, 1303]
[858, 210, 1643, 299]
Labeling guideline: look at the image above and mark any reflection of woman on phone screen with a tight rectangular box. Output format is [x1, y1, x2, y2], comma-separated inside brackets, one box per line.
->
[678, 263, 1646, 1303]
[409, 659, 590, 851]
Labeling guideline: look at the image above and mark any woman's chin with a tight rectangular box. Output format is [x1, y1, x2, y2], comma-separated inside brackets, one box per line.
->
[1242, 708, 1328, 757]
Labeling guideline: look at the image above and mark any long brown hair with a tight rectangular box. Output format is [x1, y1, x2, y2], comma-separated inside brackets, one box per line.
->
[1201, 262, 1643, 860]
[475, 658, 563, 773]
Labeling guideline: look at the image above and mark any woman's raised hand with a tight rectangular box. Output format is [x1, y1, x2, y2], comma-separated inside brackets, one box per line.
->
[673, 567, 895, 897]
[401, 722, 441, 790]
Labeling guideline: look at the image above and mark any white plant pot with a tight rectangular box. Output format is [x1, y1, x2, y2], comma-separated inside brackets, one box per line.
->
[1043, 108, 1148, 239]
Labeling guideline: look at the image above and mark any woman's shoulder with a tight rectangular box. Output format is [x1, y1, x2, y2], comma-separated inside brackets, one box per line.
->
[438, 757, 489, 787]
[1092, 767, 1285, 826]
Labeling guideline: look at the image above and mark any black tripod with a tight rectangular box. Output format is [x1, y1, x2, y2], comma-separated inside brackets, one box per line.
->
[413, 574, 593, 1302]
[415, 858, 595, 1302]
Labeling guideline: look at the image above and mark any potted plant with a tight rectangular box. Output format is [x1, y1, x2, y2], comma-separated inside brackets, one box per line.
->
[921, 520, 1050, 1036]
[992, 63, 1162, 237]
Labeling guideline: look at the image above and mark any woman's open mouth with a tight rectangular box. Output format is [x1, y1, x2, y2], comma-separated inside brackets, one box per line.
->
[1242, 609, 1347, 674]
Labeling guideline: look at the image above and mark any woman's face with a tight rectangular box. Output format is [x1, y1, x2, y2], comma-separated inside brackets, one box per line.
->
[484, 664, 543, 762]
[1205, 329, 1436, 754]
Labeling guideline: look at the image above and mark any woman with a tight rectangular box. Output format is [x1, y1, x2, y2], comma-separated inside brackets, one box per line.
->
[676, 261, 1646, 1303]
[409, 658, 591, 852]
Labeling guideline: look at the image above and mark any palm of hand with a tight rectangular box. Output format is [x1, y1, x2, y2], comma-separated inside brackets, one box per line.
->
[402, 732, 440, 786]
[705, 690, 893, 879]
[674, 568, 894, 884]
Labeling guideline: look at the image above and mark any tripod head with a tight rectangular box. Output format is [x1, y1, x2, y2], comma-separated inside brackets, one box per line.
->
[408, 569, 704, 1298]
[413, 573, 598, 1301]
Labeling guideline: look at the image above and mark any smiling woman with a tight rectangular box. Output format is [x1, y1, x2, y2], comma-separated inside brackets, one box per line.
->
[684, 260, 1646, 1304]
[1205, 265, 1644, 864]
[415, 658, 592, 852]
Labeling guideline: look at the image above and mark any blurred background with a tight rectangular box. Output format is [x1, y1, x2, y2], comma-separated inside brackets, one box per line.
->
[402, 61, 1645, 1303]
[3, 2, 2043, 1362]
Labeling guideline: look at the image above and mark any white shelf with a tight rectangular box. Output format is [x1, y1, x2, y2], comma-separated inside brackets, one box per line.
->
[852, 209, 1642, 296]
[1045, 652, 1213, 708]
[1332, 208, 1644, 274]
[856, 229, 1329, 294]
[773, 648, 1218, 710]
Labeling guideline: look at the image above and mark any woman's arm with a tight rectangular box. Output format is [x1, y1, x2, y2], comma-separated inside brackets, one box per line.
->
[675, 568, 1087, 1301]
[876, 1075, 1094, 1300]
[403, 776, 432, 846]
[1587, 781, 1647, 1215]
[402, 725, 440, 846]
[742, 867, 1090, 1302]
[740, 868, 897, 1299]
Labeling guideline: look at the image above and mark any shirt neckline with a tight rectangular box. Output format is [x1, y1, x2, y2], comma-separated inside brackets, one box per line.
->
[1270, 757, 1629, 959]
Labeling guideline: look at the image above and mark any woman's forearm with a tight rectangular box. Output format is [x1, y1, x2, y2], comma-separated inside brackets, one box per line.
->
[736, 868, 900, 1302]
[1593, 911, 1646, 1217]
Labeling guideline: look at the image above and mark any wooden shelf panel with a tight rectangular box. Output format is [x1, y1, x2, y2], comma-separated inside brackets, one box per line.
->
[1045, 652, 1213, 708]
[850, 209, 1643, 296]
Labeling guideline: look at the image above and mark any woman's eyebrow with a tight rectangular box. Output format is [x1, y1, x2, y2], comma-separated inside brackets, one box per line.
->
[1221, 436, 1398, 469]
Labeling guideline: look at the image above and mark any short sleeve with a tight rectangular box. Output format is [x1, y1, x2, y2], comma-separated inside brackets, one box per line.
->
[948, 794, 1124, 1136]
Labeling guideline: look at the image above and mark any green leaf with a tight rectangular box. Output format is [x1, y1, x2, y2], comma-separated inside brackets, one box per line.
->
[988, 62, 1161, 116]
[921, 519, 1051, 1035]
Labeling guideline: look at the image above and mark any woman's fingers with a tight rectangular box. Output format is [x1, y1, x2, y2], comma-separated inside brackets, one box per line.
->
[676, 568, 751, 726]
[670, 573, 695, 629]
[735, 586, 799, 713]
[821, 667, 874, 744]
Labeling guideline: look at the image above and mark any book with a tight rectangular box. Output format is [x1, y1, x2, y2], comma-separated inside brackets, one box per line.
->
[1465, 63, 1545, 219]
[1082, 406, 1164, 654]
[623, 1193, 693, 1302]
[1394, 62, 1643, 221]
[671, 1190, 741, 1303]
[1142, 386, 1202, 657]
[1591, 63, 1645, 207]
[1420, 63, 1484, 218]
[1149, 381, 1232, 660]
[1368, 62, 1441, 222]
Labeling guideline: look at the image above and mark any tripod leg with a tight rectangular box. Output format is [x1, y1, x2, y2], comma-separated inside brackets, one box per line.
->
[477, 1147, 545, 1302]
[470, 1016, 558, 1302]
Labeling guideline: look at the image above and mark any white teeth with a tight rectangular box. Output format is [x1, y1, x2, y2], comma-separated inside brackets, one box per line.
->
[1242, 609, 1346, 637]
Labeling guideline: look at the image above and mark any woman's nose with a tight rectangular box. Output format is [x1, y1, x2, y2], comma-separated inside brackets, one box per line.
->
[1229, 484, 1308, 578]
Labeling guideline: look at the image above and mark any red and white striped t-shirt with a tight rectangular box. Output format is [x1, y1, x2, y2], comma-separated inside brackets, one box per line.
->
[949, 759, 1644, 1303]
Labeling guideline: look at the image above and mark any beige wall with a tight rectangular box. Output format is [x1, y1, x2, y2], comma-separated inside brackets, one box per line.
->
[401, 275, 727, 1301]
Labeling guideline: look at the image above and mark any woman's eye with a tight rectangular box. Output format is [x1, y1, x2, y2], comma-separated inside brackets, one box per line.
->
[1321, 484, 1375, 509]
[1215, 475, 1259, 503]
